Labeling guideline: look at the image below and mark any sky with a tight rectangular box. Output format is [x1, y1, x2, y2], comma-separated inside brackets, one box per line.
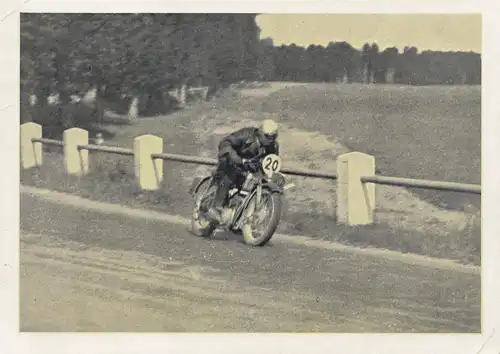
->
[255, 14, 482, 53]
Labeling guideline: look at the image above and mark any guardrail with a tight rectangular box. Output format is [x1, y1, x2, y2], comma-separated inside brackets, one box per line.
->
[78, 144, 134, 156]
[20, 122, 481, 226]
[361, 175, 481, 194]
[150, 152, 339, 180]
[32, 137, 64, 147]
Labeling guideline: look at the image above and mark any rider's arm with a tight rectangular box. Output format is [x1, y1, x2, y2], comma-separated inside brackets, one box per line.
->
[218, 128, 250, 165]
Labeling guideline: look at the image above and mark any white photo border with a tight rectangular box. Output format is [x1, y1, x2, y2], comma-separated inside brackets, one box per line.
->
[1, 1, 499, 353]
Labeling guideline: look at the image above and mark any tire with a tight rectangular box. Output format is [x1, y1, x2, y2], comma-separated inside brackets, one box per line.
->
[241, 190, 283, 246]
[190, 179, 217, 238]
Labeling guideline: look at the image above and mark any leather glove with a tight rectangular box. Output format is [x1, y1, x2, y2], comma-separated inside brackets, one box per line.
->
[242, 158, 259, 172]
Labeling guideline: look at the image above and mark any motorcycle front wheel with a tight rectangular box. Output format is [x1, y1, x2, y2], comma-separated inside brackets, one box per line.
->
[241, 189, 283, 246]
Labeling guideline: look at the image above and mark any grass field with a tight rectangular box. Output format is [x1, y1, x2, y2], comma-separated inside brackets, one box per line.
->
[20, 82, 481, 265]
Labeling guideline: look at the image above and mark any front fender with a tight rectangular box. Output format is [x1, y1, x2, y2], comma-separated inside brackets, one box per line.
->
[262, 181, 284, 194]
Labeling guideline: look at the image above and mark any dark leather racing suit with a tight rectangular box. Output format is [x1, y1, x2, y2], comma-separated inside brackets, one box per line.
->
[211, 127, 280, 209]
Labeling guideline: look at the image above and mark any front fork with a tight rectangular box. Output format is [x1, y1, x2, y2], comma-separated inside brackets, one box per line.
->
[255, 184, 263, 210]
[234, 184, 264, 230]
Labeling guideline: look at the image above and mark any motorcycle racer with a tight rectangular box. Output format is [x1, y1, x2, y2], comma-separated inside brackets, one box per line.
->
[205, 119, 280, 223]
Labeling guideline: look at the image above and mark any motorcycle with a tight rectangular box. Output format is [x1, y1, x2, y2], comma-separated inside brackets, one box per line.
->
[188, 153, 295, 246]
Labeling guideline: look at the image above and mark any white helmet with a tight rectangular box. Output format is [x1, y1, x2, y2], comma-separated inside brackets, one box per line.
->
[258, 119, 279, 146]
[261, 119, 279, 135]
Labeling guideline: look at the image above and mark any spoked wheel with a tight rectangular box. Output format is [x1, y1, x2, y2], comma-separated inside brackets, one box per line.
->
[241, 190, 283, 246]
[191, 179, 218, 238]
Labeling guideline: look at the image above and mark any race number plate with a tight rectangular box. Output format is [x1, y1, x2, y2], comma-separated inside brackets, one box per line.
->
[261, 154, 282, 179]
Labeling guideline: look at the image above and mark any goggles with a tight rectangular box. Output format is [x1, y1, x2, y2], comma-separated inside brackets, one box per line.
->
[263, 132, 278, 141]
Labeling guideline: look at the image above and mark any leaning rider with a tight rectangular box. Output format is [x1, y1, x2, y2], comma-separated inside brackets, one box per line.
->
[205, 119, 280, 224]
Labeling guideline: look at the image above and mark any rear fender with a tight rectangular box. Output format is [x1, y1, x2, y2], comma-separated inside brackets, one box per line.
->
[189, 176, 212, 196]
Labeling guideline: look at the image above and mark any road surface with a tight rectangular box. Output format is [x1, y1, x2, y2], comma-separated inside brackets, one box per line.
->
[20, 190, 480, 332]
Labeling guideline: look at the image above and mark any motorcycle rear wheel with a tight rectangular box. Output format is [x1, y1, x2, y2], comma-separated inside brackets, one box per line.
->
[191, 179, 217, 238]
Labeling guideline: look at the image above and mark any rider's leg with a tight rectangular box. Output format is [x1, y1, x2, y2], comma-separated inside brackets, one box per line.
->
[212, 174, 231, 209]
[206, 158, 232, 223]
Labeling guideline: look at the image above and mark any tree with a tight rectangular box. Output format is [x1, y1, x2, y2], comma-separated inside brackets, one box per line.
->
[21, 13, 264, 119]
[257, 37, 276, 81]
[379, 47, 399, 83]
[360, 43, 372, 84]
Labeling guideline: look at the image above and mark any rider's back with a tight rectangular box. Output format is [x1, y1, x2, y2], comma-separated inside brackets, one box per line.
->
[218, 127, 259, 161]
[218, 126, 280, 163]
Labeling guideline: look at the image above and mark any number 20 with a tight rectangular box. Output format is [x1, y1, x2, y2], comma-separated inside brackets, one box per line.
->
[264, 156, 279, 172]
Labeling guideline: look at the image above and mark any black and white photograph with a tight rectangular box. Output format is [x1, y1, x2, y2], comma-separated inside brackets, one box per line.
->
[2, 2, 500, 353]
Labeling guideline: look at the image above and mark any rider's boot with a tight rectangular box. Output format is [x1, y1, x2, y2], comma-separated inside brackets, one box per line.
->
[206, 207, 222, 224]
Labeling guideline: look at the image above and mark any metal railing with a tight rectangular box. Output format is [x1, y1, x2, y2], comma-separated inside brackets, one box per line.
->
[77, 144, 134, 156]
[151, 152, 218, 166]
[150, 152, 338, 180]
[361, 175, 481, 195]
[29, 136, 480, 194]
[29, 137, 339, 179]
[280, 167, 337, 180]
[32, 138, 64, 147]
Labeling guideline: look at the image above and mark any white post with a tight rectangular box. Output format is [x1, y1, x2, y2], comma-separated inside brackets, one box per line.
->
[20, 122, 42, 169]
[134, 134, 163, 191]
[178, 84, 187, 107]
[63, 127, 89, 176]
[336, 152, 376, 225]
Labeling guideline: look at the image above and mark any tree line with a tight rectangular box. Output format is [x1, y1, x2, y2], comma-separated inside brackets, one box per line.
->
[258, 40, 481, 85]
[21, 14, 260, 113]
[21, 13, 481, 124]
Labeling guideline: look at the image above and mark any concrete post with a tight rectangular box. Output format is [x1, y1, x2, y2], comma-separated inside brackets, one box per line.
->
[20, 122, 42, 169]
[336, 152, 376, 225]
[63, 127, 89, 176]
[134, 134, 163, 191]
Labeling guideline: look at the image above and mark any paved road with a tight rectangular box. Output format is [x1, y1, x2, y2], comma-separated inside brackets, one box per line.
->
[20, 191, 480, 332]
